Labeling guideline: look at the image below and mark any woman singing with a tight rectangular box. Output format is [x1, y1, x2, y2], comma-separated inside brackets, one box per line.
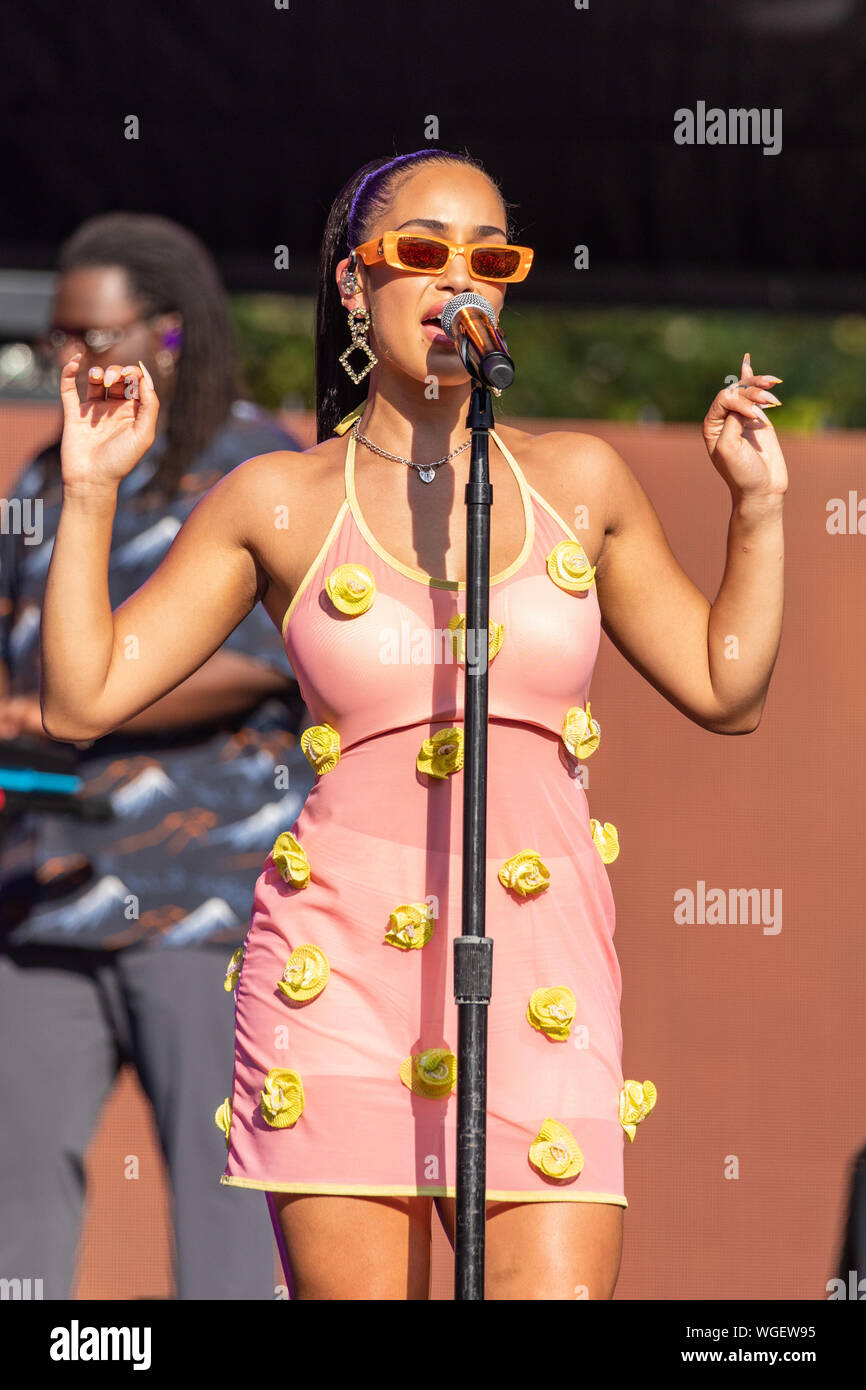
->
[40, 148, 787, 1299]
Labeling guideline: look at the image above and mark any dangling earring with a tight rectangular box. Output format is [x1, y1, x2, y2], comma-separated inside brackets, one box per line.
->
[339, 306, 378, 384]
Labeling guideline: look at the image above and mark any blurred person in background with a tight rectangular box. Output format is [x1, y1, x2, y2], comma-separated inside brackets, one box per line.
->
[0, 212, 315, 1299]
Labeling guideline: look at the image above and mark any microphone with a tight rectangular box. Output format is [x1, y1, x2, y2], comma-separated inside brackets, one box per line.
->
[440, 292, 515, 392]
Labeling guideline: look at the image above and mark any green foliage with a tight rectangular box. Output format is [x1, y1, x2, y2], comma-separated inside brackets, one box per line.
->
[230, 295, 866, 431]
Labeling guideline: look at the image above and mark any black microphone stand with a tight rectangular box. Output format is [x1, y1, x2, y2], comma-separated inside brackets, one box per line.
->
[454, 378, 495, 1300]
[453, 305, 515, 1297]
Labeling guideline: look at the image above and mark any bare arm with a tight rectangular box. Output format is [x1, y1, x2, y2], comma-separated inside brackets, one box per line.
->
[113, 651, 296, 732]
[594, 451, 783, 733]
[41, 355, 296, 741]
[40, 457, 301, 741]
[590, 355, 787, 735]
[1, 653, 295, 742]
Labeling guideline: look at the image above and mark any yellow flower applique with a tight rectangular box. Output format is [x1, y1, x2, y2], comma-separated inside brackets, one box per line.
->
[399, 1048, 457, 1099]
[300, 723, 341, 775]
[270, 830, 311, 888]
[498, 850, 551, 897]
[385, 902, 436, 951]
[447, 613, 505, 666]
[277, 944, 330, 1003]
[528, 1119, 584, 1180]
[589, 819, 619, 864]
[546, 539, 596, 593]
[326, 562, 376, 615]
[562, 702, 601, 759]
[214, 1097, 232, 1149]
[417, 727, 464, 779]
[260, 1068, 305, 1128]
[224, 947, 244, 993]
[619, 1079, 658, 1142]
[527, 986, 577, 1041]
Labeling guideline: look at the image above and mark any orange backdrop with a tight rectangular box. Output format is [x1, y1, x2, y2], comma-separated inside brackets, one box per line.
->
[1, 401, 859, 1301]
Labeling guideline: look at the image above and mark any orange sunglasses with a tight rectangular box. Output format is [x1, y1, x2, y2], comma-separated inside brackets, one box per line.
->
[352, 231, 534, 284]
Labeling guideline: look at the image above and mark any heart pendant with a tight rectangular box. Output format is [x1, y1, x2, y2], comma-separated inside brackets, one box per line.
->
[418, 467, 436, 483]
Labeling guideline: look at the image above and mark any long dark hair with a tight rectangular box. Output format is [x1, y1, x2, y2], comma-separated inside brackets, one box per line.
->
[53, 212, 243, 500]
[315, 148, 513, 443]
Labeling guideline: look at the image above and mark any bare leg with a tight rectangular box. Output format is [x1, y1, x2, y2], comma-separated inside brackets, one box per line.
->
[270, 1193, 434, 1300]
[434, 1196, 624, 1299]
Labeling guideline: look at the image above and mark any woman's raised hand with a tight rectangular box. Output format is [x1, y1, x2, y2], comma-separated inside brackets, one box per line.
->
[702, 352, 788, 505]
[59, 354, 160, 492]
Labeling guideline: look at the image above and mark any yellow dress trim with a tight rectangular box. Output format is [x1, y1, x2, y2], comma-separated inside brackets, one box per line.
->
[344, 428, 535, 591]
[619, 1079, 658, 1141]
[385, 902, 436, 950]
[326, 562, 376, 615]
[526, 986, 577, 1041]
[270, 830, 311, 887]
[417, 727, 464, 778]
[281, 499, 350, 639]
[499, 850, 551, 896]
[528, 1119, 585, 1181]
[300, 723, 341, 774]
[260, 1068, 305, 1128]
[220, 1175, 628, 1206]
[546, 539, 596, 592]
[224, 946, 244, 993]
[277, 944, 330, 1003]
[562, 702, 601, 759]
[214, 1098, 232, 1149]
[525, 484, 581, 545]
[589, 819, 620, 864]
[399, 1048, 457, 1098]
[333, 400, 367, 435]
[447, 613, 504, 665]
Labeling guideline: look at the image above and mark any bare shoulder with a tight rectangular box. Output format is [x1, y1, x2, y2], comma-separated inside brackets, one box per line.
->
[194, 436, 349, 619]
[496, 422, 627, 485]
[200, 436, 346, 542]
[493, 423, 635, 559]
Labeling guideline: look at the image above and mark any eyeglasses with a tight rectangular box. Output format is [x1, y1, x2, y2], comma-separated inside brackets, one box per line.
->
[39, 316, 157, 355]
[352, 232, 534, 284]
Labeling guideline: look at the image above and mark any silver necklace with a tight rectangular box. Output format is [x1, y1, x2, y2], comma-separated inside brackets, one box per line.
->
[352, 419, 471, 483]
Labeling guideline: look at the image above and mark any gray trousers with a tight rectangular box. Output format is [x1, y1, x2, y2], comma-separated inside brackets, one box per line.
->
[0, 941, 278, 1300]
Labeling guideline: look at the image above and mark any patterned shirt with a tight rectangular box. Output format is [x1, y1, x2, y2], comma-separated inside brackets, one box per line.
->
[0, 401, 316, 951]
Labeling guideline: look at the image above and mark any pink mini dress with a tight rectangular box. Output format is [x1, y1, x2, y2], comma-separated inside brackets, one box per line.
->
[219, 424, 656, 1214]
